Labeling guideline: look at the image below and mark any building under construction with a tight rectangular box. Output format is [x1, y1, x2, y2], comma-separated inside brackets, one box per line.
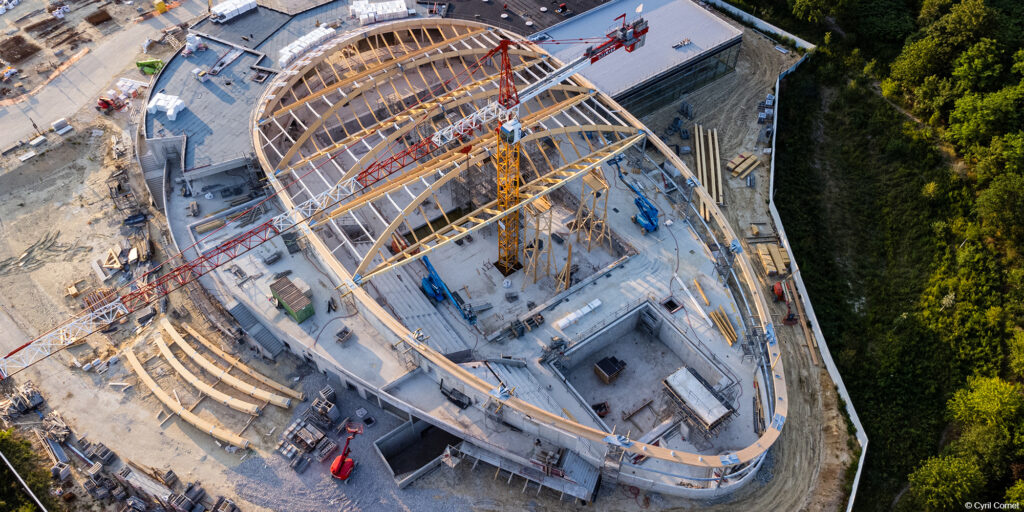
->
[2, 0, 789, 504]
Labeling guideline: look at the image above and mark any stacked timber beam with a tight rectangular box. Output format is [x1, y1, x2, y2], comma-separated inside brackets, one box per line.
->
[693, 125, 724, 221]
[754, 243, 791, 277]
[727, 152, 761, 180]
[709, 306, 738, 346]
[124, 347, 250, 449]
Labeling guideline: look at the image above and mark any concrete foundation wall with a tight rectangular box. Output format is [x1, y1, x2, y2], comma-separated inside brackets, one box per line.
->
[654, 312, 730, 391]
[560, 306, 641, 369]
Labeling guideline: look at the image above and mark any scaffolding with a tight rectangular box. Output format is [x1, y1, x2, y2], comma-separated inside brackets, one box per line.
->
[572, 170, 610, 252]
[521, 198, 553, 289]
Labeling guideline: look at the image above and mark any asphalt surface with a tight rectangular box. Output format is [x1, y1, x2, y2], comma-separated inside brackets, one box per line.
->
[0, 0, 209, 150]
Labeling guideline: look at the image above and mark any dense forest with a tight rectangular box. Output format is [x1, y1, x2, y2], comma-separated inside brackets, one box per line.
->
[725, 0, 1024, 509]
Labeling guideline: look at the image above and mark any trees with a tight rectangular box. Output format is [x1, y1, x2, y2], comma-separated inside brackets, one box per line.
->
[909, 455, 985, 511]
[952, 38, 1004, 93]
[976, 172, 1024, 249]
[0, 429, 55, 512]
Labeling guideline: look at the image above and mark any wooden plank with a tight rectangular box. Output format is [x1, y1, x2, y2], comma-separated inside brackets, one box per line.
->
[726, 152, 752, 171]
[736, 159, 761, 180]
[732, 155, 759, 177]
[717, 306, 737, 343]
[785, 278, 821, 366]
[180, 323, 304, 401]
[693, 279, 710, 306]
[694, 124, 707, 220]
[124, 347, 250, 448]
[713, 129, 723, 205]
[766, 244, 788, 275]
[756, 244, 778, 276]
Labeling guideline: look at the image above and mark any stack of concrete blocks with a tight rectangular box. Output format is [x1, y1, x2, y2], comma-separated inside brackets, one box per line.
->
[350, 0, 411, 26]
[147, 93, 186, 121]
[278, 26, 336, 67]
[116, 78, 149, 98]
[211, 0, 257, 23]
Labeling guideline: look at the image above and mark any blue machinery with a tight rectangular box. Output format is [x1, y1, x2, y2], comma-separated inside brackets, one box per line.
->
[610, 155, 659, 234]
[420, 256, 477, 325]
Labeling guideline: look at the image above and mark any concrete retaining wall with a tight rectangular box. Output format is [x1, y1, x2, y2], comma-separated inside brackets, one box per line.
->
[705, 0, 817, 50]
[766, 52, 868, 512]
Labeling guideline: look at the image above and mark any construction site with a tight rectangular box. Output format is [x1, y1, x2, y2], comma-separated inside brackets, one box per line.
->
[0, 0, 859, 511]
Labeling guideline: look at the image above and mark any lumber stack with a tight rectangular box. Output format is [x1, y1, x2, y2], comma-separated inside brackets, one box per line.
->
[709, 306, 738, 346]
[693, 124, 724, 220]
[754, 242, 790, 276]
[728, 152, 761, 180]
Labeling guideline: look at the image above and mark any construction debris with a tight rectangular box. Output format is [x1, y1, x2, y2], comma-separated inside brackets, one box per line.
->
[0, 380, 44, 422]
[0, 231, 91, 277]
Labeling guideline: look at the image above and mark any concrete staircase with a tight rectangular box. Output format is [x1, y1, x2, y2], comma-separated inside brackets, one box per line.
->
[370, 266, 468, 355]
[140, 150, 166, 212]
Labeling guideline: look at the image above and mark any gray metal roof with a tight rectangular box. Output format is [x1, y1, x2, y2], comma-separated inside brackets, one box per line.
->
[191, 7, 292, 49]
[536, 0, 742, 97]
[145, 38, 262, 170]
[228, 303, 286, 358]
[252, 0, 352, 68]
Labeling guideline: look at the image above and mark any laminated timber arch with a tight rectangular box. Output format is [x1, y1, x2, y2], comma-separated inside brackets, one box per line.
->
[250, 18, 788, 472]
[352, 127, 642, 282]
[270, 47, 545, 172]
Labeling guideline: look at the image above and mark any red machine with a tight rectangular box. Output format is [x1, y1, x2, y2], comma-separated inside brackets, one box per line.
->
[95, 96, 124, 115]
[771, 281, 799, 326]
[330, 422, 364, 483]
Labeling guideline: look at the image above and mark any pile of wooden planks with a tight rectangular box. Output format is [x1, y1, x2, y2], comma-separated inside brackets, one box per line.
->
[692, 124, 724, 220]
[709, 306, 738, 346]
[755, 242, 790, 276]
[727, 152, 761, 180]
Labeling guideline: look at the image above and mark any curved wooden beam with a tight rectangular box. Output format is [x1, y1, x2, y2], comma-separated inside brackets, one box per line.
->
[309, 91, 598, 231]
[351, 123, 635, 279]
[269, 48, 544, 172]
[356, 131, 643, 282]
[270, 28, 487, 119]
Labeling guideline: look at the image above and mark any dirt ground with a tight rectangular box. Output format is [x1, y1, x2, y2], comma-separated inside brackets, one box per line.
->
[0, 0, 165, 99]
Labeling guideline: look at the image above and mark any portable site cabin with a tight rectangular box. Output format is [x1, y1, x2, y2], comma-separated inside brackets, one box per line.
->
[270, 277, 314, 324]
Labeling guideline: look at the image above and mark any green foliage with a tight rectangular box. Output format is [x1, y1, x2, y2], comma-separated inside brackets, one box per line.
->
[1007, 480, 1024, 504]
[952, 38, 1004, 93]
[1010, 331, 1024, 378]
[909, 455, 985, 511]
[976, 172, 1024, 248]
[948, 83, 1024, 150]
[740, 0, 1024, 507]
[0, 429, 57, 512]
[948, 377, 1024, 430]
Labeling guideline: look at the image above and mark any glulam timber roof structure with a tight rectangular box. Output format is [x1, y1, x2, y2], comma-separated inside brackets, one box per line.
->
[246, 17, 787, 495]
[254, 20, 647, 281]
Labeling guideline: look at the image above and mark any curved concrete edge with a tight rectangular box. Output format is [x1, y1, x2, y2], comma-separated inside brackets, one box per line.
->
[161, 318, 293, 408]
[249, 19, 786, 471]
[182, 323, 305, 401]
[154, 333, 262, 415]
[124, 344, 250, 449]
